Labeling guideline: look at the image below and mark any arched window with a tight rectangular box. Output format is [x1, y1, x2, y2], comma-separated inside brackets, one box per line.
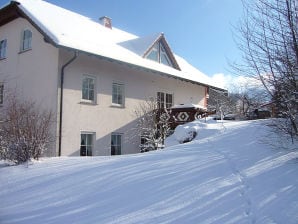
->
[0, 39, 7, 59]
[21, 29, 32, 51]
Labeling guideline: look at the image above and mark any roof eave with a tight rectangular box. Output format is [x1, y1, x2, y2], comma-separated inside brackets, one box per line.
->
[0, 1, 22, 26]
[58, 45, 226, 91]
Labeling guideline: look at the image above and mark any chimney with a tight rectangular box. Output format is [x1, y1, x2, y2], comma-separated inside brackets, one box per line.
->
[99, 16, 112, 29]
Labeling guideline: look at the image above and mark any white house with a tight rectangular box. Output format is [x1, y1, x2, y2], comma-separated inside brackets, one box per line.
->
[0, 0, 224, 156]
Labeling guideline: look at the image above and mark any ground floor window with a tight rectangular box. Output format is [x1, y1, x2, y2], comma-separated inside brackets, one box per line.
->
[80, 133, 94, 156]
[111, 133, 122, 155]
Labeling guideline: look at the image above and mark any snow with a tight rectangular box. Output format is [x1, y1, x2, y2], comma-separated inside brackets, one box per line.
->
[1, 119, 297, 224]
[171, 103, 207, 109]
[172, 124, 200, 143]
[12, 0, 218, 89]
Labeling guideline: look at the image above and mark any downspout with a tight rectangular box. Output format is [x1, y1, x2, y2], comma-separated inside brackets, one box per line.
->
[58, 51, 78, 156]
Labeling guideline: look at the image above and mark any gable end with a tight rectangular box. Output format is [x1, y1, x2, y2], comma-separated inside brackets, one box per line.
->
[0, 1, 22, 26]
[0, 1, 57, 47]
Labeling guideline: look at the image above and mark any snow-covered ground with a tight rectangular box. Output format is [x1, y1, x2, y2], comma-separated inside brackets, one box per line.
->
[0, 119, 297, 224]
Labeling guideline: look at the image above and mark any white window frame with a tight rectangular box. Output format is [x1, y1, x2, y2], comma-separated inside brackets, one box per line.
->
[81, 75, 96, 103]
[21, 29, 32, 52]
[0, 39, 7, 59]
[80, 132, 95, 156]
[157, 91, 173, 109]
[112, 82, 125, 107]
[111, 133, 123, 155]
[0, 83, 3, 106]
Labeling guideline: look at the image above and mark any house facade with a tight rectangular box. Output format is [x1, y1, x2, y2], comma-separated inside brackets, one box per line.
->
[0, 0, 224, 157]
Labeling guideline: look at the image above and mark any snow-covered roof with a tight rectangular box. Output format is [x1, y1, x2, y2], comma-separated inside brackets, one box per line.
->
[119, 33, 161, 57]
[171, 103, 207, 110]
[3, 0, 224, 90]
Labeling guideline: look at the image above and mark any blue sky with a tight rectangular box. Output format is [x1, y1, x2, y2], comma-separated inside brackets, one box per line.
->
[0, 0, 243, 78]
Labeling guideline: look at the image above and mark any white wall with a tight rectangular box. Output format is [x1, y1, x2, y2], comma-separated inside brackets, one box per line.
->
[0, 18, 59, 156]
[0, 18, 207, 157]
[59, 50, 207, 156]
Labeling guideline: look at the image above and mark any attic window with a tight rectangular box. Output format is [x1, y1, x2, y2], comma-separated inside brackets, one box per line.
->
[0, 39, 7, 59]
[145, 42, 174, 67]
[21, 29, 32, 51]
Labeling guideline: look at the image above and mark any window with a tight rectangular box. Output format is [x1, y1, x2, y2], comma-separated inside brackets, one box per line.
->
[160, 45, 172, 66]
[0, 39, 7, 59]
[157, 92, 165, 109]
[146, 41, 174, 67]
[112, 82, 124, 106]
[146, 43, 158, 61]
[111, 133, 122, 155]
[80, 133, 94, 156]
[157, 92, 173, 109]
[0, 83, 3, 105]
[82, 76, 95, 102]
[21, 29, 32, 51]
[166, 93, 173, 108]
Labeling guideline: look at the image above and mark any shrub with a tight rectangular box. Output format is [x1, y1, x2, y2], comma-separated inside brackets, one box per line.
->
[0, 96, 54, 164]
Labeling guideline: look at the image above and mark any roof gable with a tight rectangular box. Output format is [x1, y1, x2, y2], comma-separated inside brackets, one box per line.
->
[120, 33, 180, 70]
[0, 1, 23, 26]
[144, 34, 181, 70]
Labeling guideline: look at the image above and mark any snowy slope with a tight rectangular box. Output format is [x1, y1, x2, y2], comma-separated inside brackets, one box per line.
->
[0, 120, 297, 224]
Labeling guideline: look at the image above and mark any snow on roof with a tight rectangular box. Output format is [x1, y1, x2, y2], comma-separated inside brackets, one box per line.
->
[119, 33, 162, 57]
[13, 0, 223, 89]
[171, 103, 207, 110]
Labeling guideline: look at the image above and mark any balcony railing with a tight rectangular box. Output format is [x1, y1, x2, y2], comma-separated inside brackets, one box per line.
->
[157, 104, 216, 130]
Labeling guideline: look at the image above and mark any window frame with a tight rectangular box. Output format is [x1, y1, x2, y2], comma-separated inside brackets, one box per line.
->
[81, 75, 96, 103]
[0, 39, 7, 59]
[157, 92, 165, 109]
[145, 42, 174, 67]
[20, 29, 32, 52]
[157, 91, 173, 109]
[80, 132, 95, 156]
[0, 83, 3, 106]
[111, 133, 123, 155]
[166, 93, 173, 108]
[112, 82, 125, 107]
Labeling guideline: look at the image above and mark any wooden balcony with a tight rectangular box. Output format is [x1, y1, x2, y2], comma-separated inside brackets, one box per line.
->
[157, 104, 216, 130]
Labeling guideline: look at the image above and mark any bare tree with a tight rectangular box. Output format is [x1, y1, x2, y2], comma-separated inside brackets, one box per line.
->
[234, 0, 298, 139]
[230, 81, 270, 116]
[133, 97, 171, 152]
[0, 94, 54, 164]
[208, 88, 231, 119]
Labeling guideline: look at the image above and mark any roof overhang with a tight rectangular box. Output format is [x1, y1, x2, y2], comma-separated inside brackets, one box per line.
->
[0, 1, 22, 26]
[0, 1, 57, 46]
[60, 46, 226, 92]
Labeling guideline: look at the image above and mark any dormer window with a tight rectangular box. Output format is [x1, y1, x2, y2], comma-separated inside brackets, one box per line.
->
[21, 29, 32, 51]
[145, 41, 174, 67]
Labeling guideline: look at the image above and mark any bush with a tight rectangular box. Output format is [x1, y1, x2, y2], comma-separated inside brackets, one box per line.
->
[0, 96, 54, 164]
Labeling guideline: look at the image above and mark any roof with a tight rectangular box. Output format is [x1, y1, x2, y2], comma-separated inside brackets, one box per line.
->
[1, 0, 225, 90]
[171, 103, 207, 110]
